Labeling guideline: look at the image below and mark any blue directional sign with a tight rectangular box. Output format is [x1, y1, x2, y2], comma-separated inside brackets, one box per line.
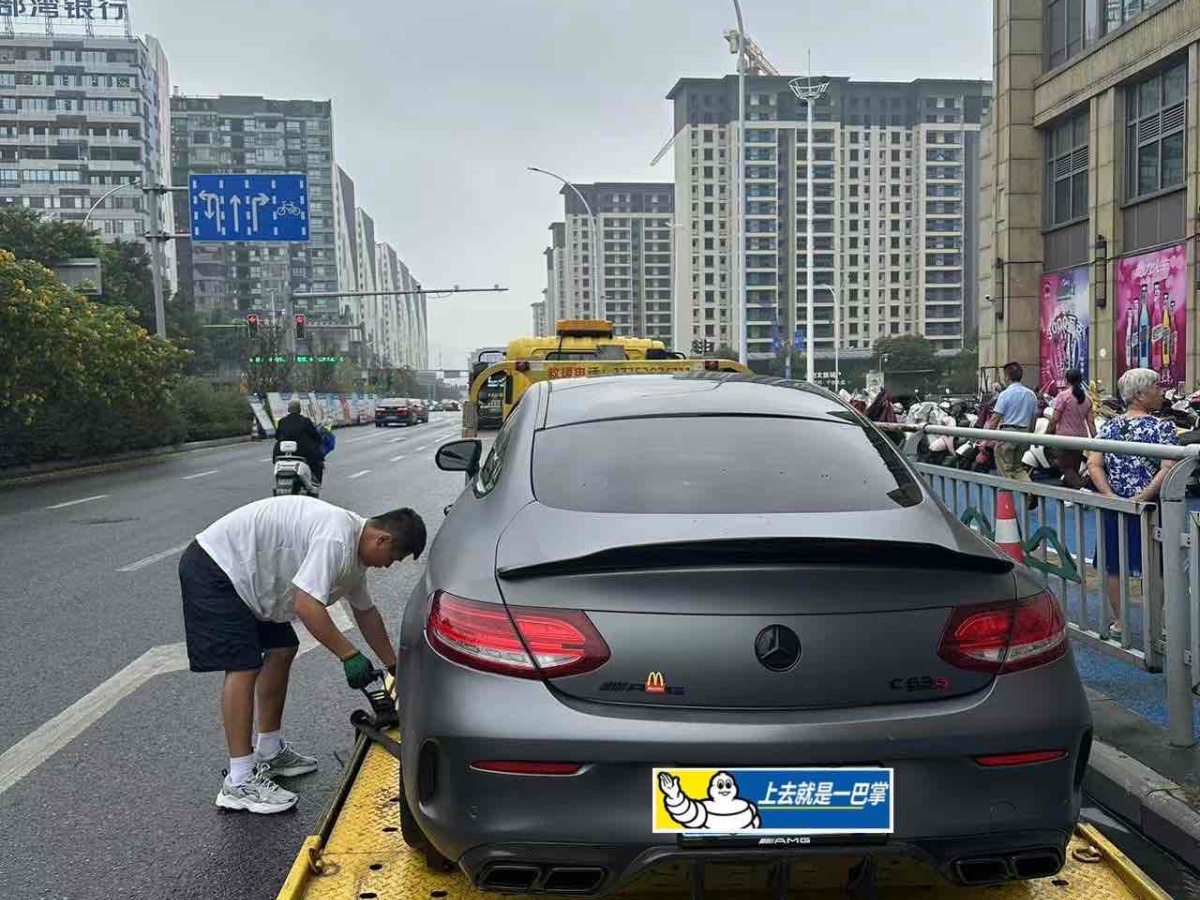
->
[793, 328, 806, 351]
[189, 173, 309, 243]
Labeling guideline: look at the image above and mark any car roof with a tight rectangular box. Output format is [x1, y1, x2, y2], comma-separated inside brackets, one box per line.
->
[380, 397, 407, 403]
[542, 374, 856, 428]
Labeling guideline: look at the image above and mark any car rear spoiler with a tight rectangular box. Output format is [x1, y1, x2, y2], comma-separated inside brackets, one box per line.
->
[496, 536, 1014, 579]
[495, 504, 1014, 579]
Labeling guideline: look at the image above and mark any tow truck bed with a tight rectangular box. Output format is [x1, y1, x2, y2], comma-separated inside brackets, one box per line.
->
[277, 731, 1170, 900]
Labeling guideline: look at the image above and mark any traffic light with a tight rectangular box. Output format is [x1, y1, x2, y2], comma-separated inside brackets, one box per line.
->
[246, 313, 258, 337]
[294, 313, 306, 340]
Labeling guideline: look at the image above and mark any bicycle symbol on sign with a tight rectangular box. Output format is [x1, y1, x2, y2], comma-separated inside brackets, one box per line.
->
[273, 200, 303, 220]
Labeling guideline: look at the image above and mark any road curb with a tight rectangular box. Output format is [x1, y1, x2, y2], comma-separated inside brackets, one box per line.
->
[0, 434, 253, 487]
[1084, 738, 1200, 871]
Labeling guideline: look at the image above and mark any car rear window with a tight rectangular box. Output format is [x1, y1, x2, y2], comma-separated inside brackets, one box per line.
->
[532, 415, 922, 514]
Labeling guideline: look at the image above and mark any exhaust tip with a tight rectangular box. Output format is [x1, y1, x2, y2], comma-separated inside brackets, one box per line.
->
[955, 857, 1010, 885]
[479, 864, 542, 892]
[542, 867, 606, 894]
[1012, 850, 1063, 879]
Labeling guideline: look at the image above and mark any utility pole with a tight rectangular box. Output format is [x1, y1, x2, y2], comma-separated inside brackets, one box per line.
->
[144, 173, 167, 337]
[789, 59, 829, 383]
[732, 0, 747, 366]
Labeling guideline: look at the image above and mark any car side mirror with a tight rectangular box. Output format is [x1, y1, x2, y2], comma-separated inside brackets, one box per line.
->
[435, 439, 482, 477]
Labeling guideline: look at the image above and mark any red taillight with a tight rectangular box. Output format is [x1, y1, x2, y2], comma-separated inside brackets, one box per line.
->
[974, 750, 1067, 767]
[425, 591, 610, 679]
[938, 591, 1066, 674]
[471, 760, 583, 775]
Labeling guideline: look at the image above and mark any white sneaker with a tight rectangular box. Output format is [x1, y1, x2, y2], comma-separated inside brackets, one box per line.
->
[257, 741, 318, 778]
[216, 763, 298, 814]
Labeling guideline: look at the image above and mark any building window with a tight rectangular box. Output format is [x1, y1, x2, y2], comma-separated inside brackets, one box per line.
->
[1126, 62, 1186, 200]
[1045, 111, 1088, 226]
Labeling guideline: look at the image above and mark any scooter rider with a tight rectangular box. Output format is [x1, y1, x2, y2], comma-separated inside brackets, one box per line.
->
[274, 399, 325, 488]
[179, 496, 426, 814]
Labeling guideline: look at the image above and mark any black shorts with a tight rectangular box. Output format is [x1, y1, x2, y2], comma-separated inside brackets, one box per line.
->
[179, 540, 299, 672]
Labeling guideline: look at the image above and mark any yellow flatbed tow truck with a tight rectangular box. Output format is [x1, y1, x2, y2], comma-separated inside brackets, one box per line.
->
[277, 684, 1171, 900]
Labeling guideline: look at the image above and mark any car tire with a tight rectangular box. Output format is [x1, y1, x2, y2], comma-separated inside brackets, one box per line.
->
[398, 776, 455, 871]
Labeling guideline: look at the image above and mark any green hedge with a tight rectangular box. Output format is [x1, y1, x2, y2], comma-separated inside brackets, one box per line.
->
[172, 378, 252, 443]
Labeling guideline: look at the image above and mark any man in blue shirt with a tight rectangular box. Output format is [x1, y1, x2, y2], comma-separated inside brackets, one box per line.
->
[986, 361, 1038, 491]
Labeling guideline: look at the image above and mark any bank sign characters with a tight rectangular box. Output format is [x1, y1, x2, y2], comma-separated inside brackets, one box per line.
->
[189, 174, 309, 243]
[0, 0, 126, 18]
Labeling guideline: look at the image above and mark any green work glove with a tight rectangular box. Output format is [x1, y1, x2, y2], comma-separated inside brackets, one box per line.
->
[342, 651, 375, 689]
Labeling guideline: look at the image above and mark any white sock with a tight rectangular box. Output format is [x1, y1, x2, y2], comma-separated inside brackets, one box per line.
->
[256, 730, 283, 759]
[227, 753, 256, 786]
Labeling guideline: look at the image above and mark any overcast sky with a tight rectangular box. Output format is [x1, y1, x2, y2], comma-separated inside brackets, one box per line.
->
[138, 1, 991, 370]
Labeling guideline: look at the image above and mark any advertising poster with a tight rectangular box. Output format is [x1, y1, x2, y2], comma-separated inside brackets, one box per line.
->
[1038, 266, 1090, 395]
[247, 396, 276, 438]
[1114, 243, 1187, 389]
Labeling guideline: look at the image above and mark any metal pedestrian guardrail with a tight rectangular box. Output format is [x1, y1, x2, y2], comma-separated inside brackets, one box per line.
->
[878, 421, 1199, 748]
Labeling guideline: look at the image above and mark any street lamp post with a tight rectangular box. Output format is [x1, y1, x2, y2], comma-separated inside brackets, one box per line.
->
[814, 284, 839, 389]
[528, 166, 601, 320]
[789, 65, 830, 384]
[732, 0, 747, 366]
[82, 176, 141, 228]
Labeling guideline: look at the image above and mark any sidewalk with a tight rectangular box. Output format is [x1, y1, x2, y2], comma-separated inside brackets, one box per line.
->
[1075, 641, 1200, 871]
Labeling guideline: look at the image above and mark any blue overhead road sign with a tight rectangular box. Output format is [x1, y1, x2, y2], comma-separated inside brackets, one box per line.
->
[189, 173, 309, 243]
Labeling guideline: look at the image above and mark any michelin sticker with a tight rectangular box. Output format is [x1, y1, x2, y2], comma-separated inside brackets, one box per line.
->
[652, 767, 894, 836]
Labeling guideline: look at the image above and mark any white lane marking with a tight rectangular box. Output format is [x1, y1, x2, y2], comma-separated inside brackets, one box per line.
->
[261, 456, 273, 462]
[348, 469, 370, 480]
[45, 494, 110, 510]
[413, 445, 428, 452]
[0, 604, 354, 798]
[181, 469, 219, 480]
[116, 542, 190, 573]
[346, 433, 378, 444]
[388, 436, 406, 443]
[389, 454, 406, 462]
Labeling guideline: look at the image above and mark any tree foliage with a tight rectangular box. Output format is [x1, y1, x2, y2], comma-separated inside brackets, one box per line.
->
[870, 335, 939, 373]
[0, 250, 189, 465]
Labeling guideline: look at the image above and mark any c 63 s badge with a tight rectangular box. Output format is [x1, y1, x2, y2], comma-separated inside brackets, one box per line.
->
[599, 672, 685, 697]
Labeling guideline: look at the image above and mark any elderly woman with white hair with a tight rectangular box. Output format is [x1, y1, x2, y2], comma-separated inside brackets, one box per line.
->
[1086, 367, 1176, 639]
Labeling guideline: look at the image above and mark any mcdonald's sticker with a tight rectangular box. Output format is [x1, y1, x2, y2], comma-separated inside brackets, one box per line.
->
[645, 672, 667, 694]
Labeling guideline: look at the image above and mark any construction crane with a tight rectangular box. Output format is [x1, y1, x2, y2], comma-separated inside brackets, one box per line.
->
[723, 29, 780, 76]
[651, 28, 782, 166]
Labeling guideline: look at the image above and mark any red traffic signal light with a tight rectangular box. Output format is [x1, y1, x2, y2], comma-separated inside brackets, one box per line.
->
[294, 314, 306, 326]
[246, 314, 259, 335]
[294, 313, 306, 339]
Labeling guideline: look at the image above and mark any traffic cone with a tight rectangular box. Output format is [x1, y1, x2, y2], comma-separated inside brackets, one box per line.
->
[994, 491, 1025, 563]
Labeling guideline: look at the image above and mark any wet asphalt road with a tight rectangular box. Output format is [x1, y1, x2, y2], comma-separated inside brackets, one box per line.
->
[0, 413, 468, 900]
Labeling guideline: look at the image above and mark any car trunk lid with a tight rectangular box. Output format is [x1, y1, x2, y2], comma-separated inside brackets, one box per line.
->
[495, 504, 1015, 710]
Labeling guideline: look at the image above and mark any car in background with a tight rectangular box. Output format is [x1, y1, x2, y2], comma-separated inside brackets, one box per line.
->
[398, 373, 1090, 895]
[375, 397, 417, 427]
[442, 399, 460, 412]
[430, 400, 444, 412]
[411, 399, 430, 423]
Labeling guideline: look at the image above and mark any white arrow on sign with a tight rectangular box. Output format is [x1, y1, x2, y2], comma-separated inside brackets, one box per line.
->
[229, 195, 241, 233]
[198, 191, 225, 234]
[250, 193, 271, 233]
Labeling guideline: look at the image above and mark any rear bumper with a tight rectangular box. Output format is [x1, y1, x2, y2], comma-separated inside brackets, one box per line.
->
[398, 647, 1091, 890]
[375, 413, 412, 425]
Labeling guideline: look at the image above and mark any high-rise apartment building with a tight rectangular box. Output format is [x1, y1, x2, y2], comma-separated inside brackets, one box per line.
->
[329, 166, 426, 369]
[982, 0, 1198, 392]
[545, 221, 567, 324]
[0, 7, 174, 287]
[556, 182, 674, 346]
[170, 95, 336, 322]
[667, 76, 990, 365]
[531, 299, 547, 336]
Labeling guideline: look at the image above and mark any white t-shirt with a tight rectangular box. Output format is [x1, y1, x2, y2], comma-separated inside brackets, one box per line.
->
[196, 496, 374, 623]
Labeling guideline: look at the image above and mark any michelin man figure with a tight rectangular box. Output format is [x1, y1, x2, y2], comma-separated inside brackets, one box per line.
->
[658, 770, 761, 831]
